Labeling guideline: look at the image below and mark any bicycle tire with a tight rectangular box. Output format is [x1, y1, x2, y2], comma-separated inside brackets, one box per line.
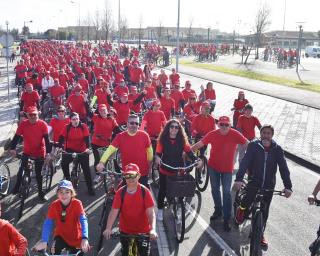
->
[250, 210, 263, 256]
[18, 174, 31, 220]
[151, 162, 159, 186]
[97, 198, 113, 253]
[173, 197, 186, 243]
[103, 160, 114, 193]
[195, 157, 209, 192]
[0, 163, 11, 196]
[310, 237, 320, 256]
[115, 150, 122, 170]
[42, 161, 54, 193]
[71, 162, 81, 188]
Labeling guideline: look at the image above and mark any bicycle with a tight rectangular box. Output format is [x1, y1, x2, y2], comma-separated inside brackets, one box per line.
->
[31, 249, 83, 256]
[247, 188, 285, 256]
[0, 158, 11, 197]
[161, 161, 198, 243]
[309, 199, 320, 256]
[150, 137, 159, 186]
[61, 150, 90, 189]
[110, 232, 150, 256]
[96, 168, 123, 253]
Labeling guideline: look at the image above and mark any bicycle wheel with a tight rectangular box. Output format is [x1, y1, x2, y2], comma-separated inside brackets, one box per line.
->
[0, 163, 11, 196]
[42, 161, 54, 193]
[195, 157, 209, 192]
[250, 211, 263, 256]
[18, 174, 31, 220]
[115, 151, 122, 170]
[173, 197, 186, 243]
[309, 236, 320, 256]
[103, 160, 114, 193]
[97, 198, 112, 253]
[71, 162, 81, 188]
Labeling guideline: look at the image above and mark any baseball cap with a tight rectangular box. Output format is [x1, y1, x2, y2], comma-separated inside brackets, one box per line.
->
[201, 101, 210, 108]
[98, 104, 107, 111]
[130, 86, 137, 91]
[152, 99, 161, 107]
[74, 84, 82, 91]
[25, 83, 33, 89]
[58, 179, 73, 190]
[27, 106, 38, 114]
[189, 93, 197, 99]
[218, 116, 230, 124]
[120, 92, 128, 98]
[123, 163, 140, 174]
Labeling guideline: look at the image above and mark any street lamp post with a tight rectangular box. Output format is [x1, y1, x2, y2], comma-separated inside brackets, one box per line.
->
[23, 20, 33, 36]
[5, 21, 10, 101]
[176, 0, 180, 72]
[118, 0, 121, 57]
[296, 24, 303, 73]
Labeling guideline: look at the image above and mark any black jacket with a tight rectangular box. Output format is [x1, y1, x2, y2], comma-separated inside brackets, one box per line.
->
[236, 139, 292, 190]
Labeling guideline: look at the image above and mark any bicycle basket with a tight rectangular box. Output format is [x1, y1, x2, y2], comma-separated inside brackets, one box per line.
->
[166, 174, 196, 198]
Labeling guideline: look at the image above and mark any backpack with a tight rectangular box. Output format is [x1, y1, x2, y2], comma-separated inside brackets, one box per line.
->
[119, 184, 146, 212]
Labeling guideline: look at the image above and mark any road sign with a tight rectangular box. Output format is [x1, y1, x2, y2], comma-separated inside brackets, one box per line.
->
[0, 34, 14, 47]
[1, 48, 12, 57]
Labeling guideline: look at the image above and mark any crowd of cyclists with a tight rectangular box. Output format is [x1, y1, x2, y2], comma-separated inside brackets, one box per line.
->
[262, 46, 299, 69]
[0, 39, 319, 256]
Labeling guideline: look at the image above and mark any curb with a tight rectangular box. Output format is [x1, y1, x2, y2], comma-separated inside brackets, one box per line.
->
[284, 150, 320, 174]
[166, 67, 320, 110]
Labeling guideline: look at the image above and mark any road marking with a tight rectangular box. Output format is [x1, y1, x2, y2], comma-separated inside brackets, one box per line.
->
[185, 203, 238, 256]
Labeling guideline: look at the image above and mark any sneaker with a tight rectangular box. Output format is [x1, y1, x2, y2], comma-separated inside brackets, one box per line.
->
[157, 209, 163, 221]
[94, 174, 102, 184]
[223, 220, 231, 232]
[235, 206, 246, 225]
[210, 210, 222, 222]
[261, 236, 268, 247]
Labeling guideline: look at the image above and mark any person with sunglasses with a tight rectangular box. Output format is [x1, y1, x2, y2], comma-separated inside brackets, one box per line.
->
[10, 106, 52, 200]
[48, 105, 70, 145]
[103, 163, 157, 256]
[154, 119, 201, 221]
[33, 180, 90, 255]
[96, 114, 153, 188]
[192, 116, 248, 231]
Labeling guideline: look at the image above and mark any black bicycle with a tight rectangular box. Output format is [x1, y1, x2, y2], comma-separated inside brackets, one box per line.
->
[161, 161, 198, 243]
[309, 199, 320, 256]
[0, 158, 11, 197]
[96, 168, 123, 253]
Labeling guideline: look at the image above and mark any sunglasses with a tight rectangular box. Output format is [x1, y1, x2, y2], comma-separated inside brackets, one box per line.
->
[123, 173, 139, 179]
[170, 125, 179, 129]
[129, 121, 139, 126]
[28, 113, 37, 117]
[71, 117, 79, 121]
[219, 123, 230, 127]
[57, 110, 65, 113]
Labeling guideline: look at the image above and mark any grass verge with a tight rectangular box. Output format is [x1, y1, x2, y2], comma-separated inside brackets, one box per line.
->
[177, 59, 320, 93]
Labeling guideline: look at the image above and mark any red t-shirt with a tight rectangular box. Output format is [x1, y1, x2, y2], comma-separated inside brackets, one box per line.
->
[47, 198, 85, 248]
[112, 184, 154, 234]
[67, 94, 87, 118]
[201, 129, 247, 173]
[129, 67, 144, 83]
[144, 86, 156, 100]
[21, 91, 40, 111]
[142, 110, 166, 137]
[158, 73, 168, 87]
[113, 86, 129, 97]
[49, 85, 66, 105]
[78, 78, 89, 93]
[16, 119, 48, 158]
[233, 99, 249, 119]
[191, 114, 216, 137]
[183, 102, 201, 122]
[169, 73, 180, 85]
[160, 97, 175, 119]
[112, 131, 151, 175]
[182, 88, 196, 101]
[49, 118, 70, 143]
[204, 89, 216, 100]
[170, 90, 185, 111]
[94, 89, 110, 107]
[61, 123, 90, 152]
[0, 219, 27, 256]
[128, 94, 142, 113]
[236, 115, 261, 140]
[92, 115, 118, 146]
[113, 102, 130, 125]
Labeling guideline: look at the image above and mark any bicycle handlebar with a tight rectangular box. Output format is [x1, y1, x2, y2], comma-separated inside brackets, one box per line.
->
[100, 168, 123, 177]
[159, 160, 199, 171]
[32, 249, 82, 256]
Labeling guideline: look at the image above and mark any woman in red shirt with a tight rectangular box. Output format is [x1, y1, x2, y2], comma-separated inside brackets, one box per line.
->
[231, 91, 249, 128]
[199, 82, 216, 113]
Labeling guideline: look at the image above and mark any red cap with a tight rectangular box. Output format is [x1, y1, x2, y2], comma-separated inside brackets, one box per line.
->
[109, 107, 117, 116]
[201, 101, 210, 108]
[218, 116, 231, 124]
[25, 83, 33, 89]
[54, 78, 59, 82]
[46, 71, 50, 74]
[130, 86, 137, 91]
[152, 99, 161, 107]
[120, 92, 128, 98]
[123, 163, 140, 174]
[98, 104, 107, 111]
[164, 87, 171, 91]
[189, 93, 197, 99]
[27, 106, 38, 114]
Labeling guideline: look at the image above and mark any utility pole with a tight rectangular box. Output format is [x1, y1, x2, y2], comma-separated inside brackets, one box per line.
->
[176, 0, 180, 72]
[118, 0, 121, 57]
[296, 24, 303, 73]
[283, 0, 287, 31]
[5, 21, 10, 101]
[207, 28, 210, 46]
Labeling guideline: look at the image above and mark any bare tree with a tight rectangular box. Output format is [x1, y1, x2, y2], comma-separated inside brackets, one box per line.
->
[120, 17, 128, 41]
[253, 3, 271, 59]
[82, 11, 92, 41]
[92, 8, 100, 42]
[187, 16, 194, 47]
[157, 20, 163, 45]
[102, 0, 113, 41]
[138, 15, 143, 47]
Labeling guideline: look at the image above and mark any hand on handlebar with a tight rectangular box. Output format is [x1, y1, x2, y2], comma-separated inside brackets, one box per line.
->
[96, 162, 104, 173]
[81, 239, 90, 253]
[33, 241, 48, 252]
[10, 149, 17, 158]
[103, 228, 112, 240]
[233, 181, 244, 191]
[283, 188, 292, 198]
[308, 194, 317, 204]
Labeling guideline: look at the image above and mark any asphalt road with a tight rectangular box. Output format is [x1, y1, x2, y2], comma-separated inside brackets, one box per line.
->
[1, 152, 319, 256]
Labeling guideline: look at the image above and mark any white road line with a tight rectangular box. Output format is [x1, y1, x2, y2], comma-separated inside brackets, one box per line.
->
[185, 203, 238, 256]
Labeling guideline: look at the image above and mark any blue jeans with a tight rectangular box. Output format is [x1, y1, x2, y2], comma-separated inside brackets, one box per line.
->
[208, 167, 232, 221]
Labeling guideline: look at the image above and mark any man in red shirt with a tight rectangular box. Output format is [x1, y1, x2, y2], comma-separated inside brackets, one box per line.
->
[15, 59, 28, 85]
[10, 106, 51, 201]
[157, 69, 168, 87]
[192, 116, 248, 231]
[159, 88, 175, 120]
[78, 73, 89, 93]
[182, 80, 196, 100]
[169, 68, 180, 86]
[49, 105, 70, 143]
[0, 203, 28, 256]
[20, 83, 40, 113]
[49, 79, 66, 106]
[129, 62, 144, 87]
[103, 163, 157, 256]
[170, 83, 185, 114]
[236, 104, 261, 165]
[97, 114, 153, 188]
[58, 69, 70, 90]
[128, 86, 145, 114]
[107, 92, 131, 126]
[67, 85, 88, 122]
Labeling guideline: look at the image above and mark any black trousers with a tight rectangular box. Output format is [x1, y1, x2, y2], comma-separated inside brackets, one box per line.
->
[120, 233, 150, 256]
[53, 235, 83, 255]
[91, 144, 104, 173]
[157, 172, 167, 209]
[240, 182, 273, 231]
[61, 152, 93, 191]
[14, 154, 44, 194]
